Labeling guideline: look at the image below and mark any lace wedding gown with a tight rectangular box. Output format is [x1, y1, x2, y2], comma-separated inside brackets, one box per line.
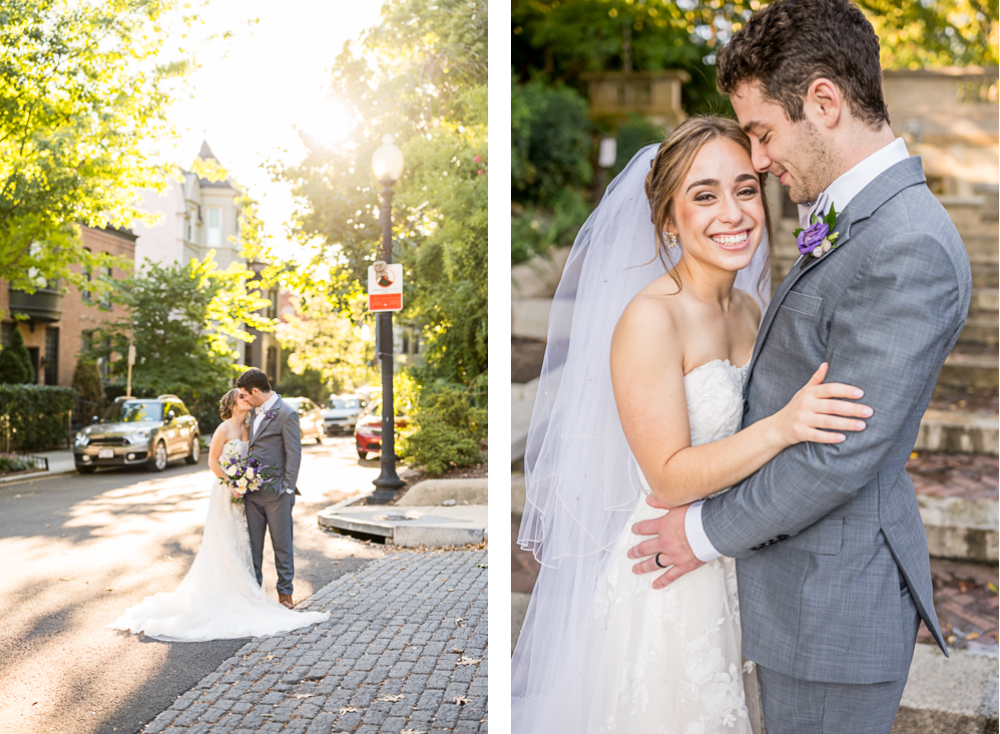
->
[588, 359, 762, 734]
[108, 439, 329, 642]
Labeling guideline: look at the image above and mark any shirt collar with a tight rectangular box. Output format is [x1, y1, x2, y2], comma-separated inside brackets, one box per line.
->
[798, 137, 910, 227]
[258, 392, 279, 414]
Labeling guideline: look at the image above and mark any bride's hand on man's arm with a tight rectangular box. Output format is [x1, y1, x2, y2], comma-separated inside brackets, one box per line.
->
[766, 362, 872, 449]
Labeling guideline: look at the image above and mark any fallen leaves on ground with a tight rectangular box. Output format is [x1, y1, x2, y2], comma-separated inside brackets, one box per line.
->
[340, 706, 362, 714]
[452, 696, 470, 705]
[456, 655, 481, 666]
[377, 694, 405, 702]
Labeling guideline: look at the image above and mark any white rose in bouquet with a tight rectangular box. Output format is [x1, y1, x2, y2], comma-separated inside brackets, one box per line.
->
[238, 477, 248, 488]
[245, 467, 255, 479]
[225, 463, 238, 477]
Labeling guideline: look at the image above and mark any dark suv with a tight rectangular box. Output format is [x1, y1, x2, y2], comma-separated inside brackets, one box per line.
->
[74, 394, 200, 474]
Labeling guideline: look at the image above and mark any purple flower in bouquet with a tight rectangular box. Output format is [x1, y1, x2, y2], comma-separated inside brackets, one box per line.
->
[265, 408, 277, 420]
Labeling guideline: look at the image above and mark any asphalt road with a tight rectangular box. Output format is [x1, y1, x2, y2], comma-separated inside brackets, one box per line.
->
[0, 435, 384, 734]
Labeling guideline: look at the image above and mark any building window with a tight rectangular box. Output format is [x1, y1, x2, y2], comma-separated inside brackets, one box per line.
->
[82, 248, 93, 302]
[99, 264, 112, 308]
[186, 211, 193, 241]
[0, 322, 12, 347]
[208, 207, 221, 247]
[44, 327, 59, 385]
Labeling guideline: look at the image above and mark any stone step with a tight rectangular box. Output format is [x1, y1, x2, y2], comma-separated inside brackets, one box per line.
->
[970, 287, 998, 314]
[894, 645, 999, 733]
[919, 494, 998, 563]
[962, 234, 1000, 265]
[971, 263, 998, 289]
[958, 315, 998, 346]
[937, 350, 1000, 390]
[512, 298, 552, 341]
[916, 410, 999, 455]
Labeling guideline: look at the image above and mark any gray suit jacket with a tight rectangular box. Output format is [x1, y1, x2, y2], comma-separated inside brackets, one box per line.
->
[701, 157, 971, 684]
[247, 395, 302, 498]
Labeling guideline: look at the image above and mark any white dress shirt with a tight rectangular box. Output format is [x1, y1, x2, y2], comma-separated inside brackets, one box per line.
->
[252, 392, 279, 439]
[685, 138, 912, 563]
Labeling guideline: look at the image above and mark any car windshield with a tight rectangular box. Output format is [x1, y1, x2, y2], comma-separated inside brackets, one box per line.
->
[102, 400, 163, 423]
[330, 398, 360, 410]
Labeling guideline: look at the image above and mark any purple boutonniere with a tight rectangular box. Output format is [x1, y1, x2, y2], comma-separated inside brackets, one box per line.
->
[265, 408, 277, 420]
[795, 205, 840, 259]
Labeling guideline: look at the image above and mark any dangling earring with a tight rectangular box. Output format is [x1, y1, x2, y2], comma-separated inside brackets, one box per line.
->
[663, 230, 678, 248]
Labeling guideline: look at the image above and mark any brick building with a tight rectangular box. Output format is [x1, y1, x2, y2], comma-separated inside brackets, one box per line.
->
[0, 225, 136, 387]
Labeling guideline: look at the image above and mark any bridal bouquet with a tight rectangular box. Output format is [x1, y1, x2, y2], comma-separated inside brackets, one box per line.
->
[220, 454, 276, 504]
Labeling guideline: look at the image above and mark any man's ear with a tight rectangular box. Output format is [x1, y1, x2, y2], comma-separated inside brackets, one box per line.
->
[803, 78, 842, 130]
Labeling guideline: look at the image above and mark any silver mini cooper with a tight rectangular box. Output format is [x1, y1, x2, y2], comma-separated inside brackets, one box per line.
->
[74, 395, 201, 474]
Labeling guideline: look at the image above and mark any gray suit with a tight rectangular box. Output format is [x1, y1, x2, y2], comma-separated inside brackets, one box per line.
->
[244, 395, 302, 596]
[701, 158, 971, 731]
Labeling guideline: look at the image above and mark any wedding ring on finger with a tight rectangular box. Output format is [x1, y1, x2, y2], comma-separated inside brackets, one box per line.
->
[655, 553, 669, 569]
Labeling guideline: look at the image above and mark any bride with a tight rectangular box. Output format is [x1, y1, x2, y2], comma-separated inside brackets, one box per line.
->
[108, 388, 329, 642]
[511, 117, 870, 732]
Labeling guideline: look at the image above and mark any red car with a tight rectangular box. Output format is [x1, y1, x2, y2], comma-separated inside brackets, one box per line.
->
[354, 401, 409, 460]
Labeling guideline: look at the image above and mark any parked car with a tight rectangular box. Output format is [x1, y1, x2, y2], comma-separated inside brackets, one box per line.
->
[74, 395, 200, 474]
[321, 394, 365, 435]
[282, 397, 325, 444]
[354, 401, 409, 460]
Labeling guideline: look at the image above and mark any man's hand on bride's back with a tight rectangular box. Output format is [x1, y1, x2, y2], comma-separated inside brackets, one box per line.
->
[627, 499, 704, 589]
[769, 362, 872, 448]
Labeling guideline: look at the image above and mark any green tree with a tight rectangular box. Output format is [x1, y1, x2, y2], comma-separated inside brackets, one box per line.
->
[275, 292, 376, 397]
[71, 358, 105, 406]
[0, 329, 34, 384]
[84, 255, 275, 429]
[272, 0, 488, 387]
[0, 0, 191, 296]
[856, 0, 997, 68]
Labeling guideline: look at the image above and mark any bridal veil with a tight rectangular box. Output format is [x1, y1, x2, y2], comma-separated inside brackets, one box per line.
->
[512, 142, 770, 732]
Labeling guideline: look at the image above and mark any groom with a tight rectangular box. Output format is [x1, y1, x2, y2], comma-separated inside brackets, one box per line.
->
[237, 367, 302, 609]
[630, 0, 971, 731]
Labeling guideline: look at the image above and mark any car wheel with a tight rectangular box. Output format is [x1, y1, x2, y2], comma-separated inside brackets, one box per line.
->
[77, 465, 96, 474]
[150, 441, 168, 472]
[185, 436, 200, 464]
[357, 450, 367, 460]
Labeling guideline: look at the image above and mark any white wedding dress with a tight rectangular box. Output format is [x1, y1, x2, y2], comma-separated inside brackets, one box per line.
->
[108, 439, 329, 642]
[588, 359, 762, 734]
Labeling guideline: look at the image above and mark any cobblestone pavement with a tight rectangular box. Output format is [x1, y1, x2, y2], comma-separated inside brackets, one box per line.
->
[144, 549, 488, 734]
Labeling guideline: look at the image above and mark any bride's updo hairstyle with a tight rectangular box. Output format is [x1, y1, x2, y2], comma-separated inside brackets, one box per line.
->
[644, 115, 772, 294]
[219, 388, 240, 421]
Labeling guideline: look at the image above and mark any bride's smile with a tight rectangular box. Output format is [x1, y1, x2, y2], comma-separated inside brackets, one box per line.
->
[669, 136, 765, 274]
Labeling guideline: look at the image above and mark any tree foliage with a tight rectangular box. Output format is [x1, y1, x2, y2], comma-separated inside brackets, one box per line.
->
[856, 0, 997, 68]
[276, 293, 376, 398]
[83, 255, 275, 429]
[272, 0, 488, 387]
[0, 0, 190, 295]
[71, 358, 105, 406]
[0, 329, 34, 384]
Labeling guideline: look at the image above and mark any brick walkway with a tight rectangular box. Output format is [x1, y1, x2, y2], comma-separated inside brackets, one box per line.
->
[917, 558, 999, 655]
[907, 451, 999, 501]
[145, 549, 488, 734]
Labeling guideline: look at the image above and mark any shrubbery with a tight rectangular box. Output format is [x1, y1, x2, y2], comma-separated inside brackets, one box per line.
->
[0, 385, 75, 450]
[398, 380, 487, 476]
[72, 358, 105, 406]
[0, 329, 35, 384]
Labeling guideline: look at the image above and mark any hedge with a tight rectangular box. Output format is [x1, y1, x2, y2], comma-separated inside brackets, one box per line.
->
[0, 385, 75, 451]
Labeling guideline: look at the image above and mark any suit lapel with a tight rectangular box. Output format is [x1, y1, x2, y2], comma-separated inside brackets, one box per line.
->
[250, 395, 282, 447]
[744, 156, 928, 394]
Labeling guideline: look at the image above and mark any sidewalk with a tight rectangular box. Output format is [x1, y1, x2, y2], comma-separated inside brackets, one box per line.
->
[0, 447, 76, 484]
[142, 549, 488, 734]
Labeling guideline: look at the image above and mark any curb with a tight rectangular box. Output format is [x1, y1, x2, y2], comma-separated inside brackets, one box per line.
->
[919, 494, 999, 563]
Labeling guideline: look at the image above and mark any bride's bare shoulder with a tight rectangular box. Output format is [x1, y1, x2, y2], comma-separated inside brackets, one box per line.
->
[616, 274, 684, 337]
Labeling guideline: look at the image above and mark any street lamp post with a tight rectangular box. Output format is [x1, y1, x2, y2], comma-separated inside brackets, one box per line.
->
[371, 135, 406, 502]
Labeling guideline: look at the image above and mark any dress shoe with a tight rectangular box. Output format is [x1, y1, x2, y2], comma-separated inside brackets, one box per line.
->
[279, 593, 294, 609]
